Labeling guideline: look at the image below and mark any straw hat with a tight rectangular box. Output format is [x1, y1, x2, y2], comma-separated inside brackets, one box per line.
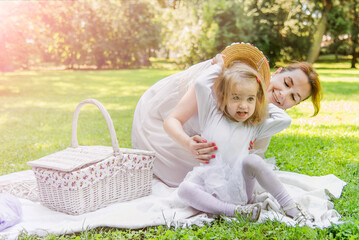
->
[221, 42, 270, 87]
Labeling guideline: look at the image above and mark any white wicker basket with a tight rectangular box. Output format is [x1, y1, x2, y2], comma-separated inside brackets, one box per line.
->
[27, 99, 155, 215]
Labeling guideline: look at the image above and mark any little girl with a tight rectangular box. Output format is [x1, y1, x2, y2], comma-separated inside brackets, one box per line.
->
[168, 51, 313, 223]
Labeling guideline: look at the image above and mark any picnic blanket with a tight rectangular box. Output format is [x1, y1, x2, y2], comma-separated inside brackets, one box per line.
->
[0, 169, 347, 239]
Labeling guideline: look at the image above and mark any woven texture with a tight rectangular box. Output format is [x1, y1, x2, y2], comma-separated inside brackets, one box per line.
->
[221, 42, 271, 87]
[27, 99, 155, 215]
[36, 165, 153, 215]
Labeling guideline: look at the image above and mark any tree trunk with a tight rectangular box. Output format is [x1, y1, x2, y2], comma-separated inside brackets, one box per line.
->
[334, 37, 339, 62]
[352, 48, 358, 68]
[307, 0, 333, 63]
[351, 0, 358, 68]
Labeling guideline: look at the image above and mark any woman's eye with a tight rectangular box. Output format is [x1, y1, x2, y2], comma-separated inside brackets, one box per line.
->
[292, 94, 296, 102]
[284, 79, 289, 87]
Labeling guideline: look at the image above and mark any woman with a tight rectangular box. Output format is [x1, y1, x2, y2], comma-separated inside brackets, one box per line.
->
[131, 44, 322, 187]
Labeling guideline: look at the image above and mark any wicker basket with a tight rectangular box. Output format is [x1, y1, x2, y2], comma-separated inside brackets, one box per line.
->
[27, 99, 155, 215]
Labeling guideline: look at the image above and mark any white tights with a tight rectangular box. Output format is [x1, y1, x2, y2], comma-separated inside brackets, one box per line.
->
[178, 154, 299, 217]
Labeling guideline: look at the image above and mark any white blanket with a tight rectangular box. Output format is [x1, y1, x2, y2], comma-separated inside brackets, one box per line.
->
[0, 170, 347, 239]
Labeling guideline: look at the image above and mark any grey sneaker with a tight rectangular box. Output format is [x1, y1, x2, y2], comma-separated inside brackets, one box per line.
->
[282, 203, 315, 226]
[235, 203, 261, 222]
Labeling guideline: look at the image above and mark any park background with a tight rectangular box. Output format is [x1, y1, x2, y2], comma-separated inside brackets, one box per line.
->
[1, 0, 358, 70]
[1, 0, 359, 239]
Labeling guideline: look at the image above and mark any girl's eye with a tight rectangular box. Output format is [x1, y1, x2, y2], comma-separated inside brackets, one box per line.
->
[232, 96, 239, 100]
[248, 97, 255, 102]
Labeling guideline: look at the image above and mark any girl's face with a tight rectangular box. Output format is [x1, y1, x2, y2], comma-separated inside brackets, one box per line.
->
[226, 80, 258, 122]
[267, 69, 311, 109]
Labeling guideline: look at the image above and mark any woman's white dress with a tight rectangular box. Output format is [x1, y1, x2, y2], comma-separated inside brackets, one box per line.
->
[182, 64, 291, 205]
[132, 60, 213, 186]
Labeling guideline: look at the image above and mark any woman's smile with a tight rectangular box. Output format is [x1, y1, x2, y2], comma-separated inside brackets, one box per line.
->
[272, 90, 281, 105]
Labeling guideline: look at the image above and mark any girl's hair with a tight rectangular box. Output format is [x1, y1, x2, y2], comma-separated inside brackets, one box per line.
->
[282, 62, 322, 116]
[214, 61, 267, 125]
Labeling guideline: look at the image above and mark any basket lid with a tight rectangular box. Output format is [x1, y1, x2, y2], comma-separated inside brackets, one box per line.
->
[27, 146, 114, 172]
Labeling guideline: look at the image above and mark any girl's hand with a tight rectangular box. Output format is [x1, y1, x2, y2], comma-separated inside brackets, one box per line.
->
[211, 54, 225, 69]
[188, 135, 217, 164]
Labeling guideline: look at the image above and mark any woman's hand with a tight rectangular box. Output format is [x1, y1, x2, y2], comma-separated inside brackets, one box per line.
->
[187, 135, 217, 164]
[248, 139, 256, 150]
[211, 54, 225, 69]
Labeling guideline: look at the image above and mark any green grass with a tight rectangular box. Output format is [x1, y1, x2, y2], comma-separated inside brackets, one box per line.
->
[1, 60, 359, 239]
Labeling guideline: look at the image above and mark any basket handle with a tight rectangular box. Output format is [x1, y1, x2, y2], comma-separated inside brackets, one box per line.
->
[71, 99, 120, 155]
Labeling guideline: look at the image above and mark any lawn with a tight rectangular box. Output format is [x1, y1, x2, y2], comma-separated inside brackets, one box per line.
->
[0, 61, 358, 239]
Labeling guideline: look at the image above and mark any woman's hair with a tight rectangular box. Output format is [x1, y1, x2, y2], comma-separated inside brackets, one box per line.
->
[214, 61, 267, 125]
[282, 62, 322, 116]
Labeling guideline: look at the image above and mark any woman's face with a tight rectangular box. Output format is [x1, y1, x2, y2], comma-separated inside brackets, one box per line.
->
[267, 69, 311, 110]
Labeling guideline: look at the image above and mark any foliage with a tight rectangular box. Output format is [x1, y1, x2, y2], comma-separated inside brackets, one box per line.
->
[246, 0, 314, 64]
[1, 60, 359, 238]
[0, 0, 160, 70]
[0, 0, 358, 70]
[306, 0, 334, 63]
[324, 0, 359, 67]
[327, 4, 350, 57]
[155, 0, 317, 66]
[0, 2, 40, 71]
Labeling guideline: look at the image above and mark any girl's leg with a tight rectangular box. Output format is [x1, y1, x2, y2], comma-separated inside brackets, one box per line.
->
[241, 154, 300, 218]
[178, 181, 236, 217]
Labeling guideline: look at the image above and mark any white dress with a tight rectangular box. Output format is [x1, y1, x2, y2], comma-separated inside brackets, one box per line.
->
[131, 62, 346, 227]
[131, 60, 212, 186]
[182, 64, 292, 205]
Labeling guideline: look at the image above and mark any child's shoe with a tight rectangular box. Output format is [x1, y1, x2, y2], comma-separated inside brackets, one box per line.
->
[235, 203, 261, 222]
[282, 203, 314, 226]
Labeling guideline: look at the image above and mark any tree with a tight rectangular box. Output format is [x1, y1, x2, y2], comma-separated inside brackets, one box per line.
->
[327, 5, 350, 61]
[154, 0, 319, 66]
[307, 0, 333, 63]
[0, 2, 40, 71]
[0, 0, 161, 70]
[154, 0, 214, 65]
[350, 0, 358, 68]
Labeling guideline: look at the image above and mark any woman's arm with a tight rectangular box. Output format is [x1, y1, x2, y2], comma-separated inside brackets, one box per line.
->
[164, 86, 216, 163]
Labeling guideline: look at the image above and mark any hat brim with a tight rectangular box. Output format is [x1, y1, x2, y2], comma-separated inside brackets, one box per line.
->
[221, 43, 270, 87]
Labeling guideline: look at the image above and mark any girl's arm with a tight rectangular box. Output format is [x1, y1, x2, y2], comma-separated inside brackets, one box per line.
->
[163, 86, 216, 163]
[164, 59, 223, 163]
[256, 103, 292, 139]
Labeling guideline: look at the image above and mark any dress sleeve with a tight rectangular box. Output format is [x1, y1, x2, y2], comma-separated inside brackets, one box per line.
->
[255, 103, 292, 139]
[193, 64, 223, 129]
[250, 136, 271, 158]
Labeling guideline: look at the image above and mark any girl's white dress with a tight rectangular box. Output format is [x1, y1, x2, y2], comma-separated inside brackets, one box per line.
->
[182, 64, 291, 205]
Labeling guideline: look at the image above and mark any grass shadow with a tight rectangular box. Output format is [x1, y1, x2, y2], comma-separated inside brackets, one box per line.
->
[322, 81, 359, 100]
